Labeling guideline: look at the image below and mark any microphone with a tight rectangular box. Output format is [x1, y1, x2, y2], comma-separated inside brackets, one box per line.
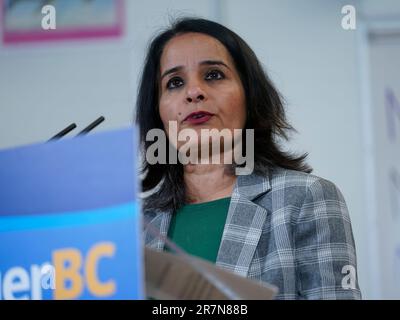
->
[77, 116, 105, 136]
[48, 123, 77, 141]
[48, 116, 105, 141]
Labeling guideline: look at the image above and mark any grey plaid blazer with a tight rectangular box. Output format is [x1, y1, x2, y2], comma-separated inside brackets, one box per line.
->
[143, 166, 362, 300]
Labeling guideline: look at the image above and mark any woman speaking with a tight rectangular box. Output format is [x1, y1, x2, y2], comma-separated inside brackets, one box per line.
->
[136, 17, 361, 300]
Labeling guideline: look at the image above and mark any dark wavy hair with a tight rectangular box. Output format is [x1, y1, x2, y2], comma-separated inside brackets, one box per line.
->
[135, 17, 311, 213]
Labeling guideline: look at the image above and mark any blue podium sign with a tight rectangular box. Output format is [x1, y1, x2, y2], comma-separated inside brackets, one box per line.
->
[0, 128, 143, 300]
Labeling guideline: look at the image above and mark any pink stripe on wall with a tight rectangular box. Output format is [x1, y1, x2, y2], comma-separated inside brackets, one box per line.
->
[2, 0, 124, 44]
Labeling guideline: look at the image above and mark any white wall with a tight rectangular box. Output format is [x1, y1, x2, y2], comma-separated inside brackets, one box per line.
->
[369, 36, 400, 299]
[356, 0, 400, 299]
[360, 0, 400, 18]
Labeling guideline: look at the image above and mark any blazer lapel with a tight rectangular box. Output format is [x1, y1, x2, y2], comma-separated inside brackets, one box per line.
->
[143, 210, 172, 251]
[216, 171, 272, 277]
[143, 170, 272, 278]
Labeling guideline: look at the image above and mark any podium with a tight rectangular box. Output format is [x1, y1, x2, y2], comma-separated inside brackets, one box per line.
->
[0, 127, 276, 300]
[145, 247, 276, 300]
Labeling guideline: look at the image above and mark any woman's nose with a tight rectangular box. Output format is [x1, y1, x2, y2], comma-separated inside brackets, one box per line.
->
[186, 82, 206, 103]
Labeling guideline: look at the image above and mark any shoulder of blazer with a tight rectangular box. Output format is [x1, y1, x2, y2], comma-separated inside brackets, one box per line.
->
[141, 166, 335, 246]
[142, 166, 326, 216]
[254, 166, 345, 215]
[268, 166, 323, 186]
[236, 166, 322, 198]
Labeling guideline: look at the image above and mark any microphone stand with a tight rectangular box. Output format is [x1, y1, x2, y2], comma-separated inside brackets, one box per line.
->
[48, 116, 105, 141]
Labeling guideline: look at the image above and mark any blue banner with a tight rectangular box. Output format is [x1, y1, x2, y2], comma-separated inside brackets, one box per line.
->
[0, 128, 143, 300]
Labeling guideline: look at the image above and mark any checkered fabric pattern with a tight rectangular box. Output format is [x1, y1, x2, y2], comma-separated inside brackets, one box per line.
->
[143, 166, 361, 300]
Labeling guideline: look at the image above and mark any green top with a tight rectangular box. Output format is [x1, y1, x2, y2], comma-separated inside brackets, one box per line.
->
[166, 197, 231, 263]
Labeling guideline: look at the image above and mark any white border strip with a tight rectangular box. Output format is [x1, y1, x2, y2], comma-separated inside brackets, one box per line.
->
[357, 17, 400, 299]
[356, 19, 381, 299]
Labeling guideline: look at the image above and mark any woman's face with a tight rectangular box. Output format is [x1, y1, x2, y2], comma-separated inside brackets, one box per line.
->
[158, 32, 246, 150]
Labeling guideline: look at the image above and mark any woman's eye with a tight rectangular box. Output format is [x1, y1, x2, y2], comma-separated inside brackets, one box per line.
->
[166, 77, 183, 89]
[205, 70, 224, 80]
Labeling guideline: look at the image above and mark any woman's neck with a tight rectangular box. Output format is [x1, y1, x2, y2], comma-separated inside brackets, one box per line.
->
[183, 164, 237, 204]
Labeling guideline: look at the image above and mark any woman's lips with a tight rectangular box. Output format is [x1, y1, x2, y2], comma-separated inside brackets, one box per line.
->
[183, 111, 214, 125]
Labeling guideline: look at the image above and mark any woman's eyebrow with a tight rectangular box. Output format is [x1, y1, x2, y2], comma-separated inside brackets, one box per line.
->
[200, 60, 231, 70]
[161, 60, 231, 80]
[161, 66, 183, 80]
